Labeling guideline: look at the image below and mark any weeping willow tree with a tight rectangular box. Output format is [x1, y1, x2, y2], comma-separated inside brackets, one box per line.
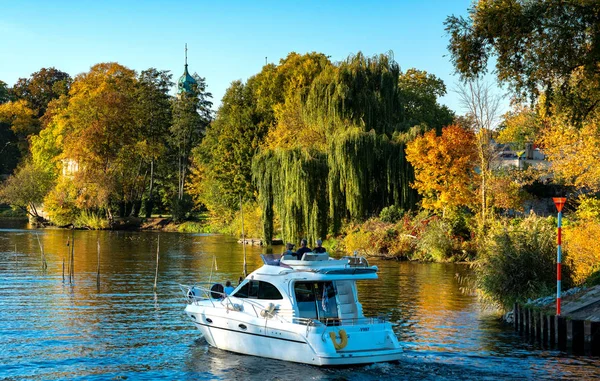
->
[247, 52, 452, 244]
[328, 129, 414, 233]
[253, 148, 328, 245]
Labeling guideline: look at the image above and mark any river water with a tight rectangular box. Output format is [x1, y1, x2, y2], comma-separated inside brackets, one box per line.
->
[1, 222, 599, 380]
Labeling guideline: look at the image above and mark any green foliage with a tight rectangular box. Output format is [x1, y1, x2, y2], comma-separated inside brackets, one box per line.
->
[75, 210, 109, 230]
[415, 218, 454, 262]
[379, 205, 405, 223]
[585, 269, 600, 287]
[170, 194, 194, 223]
[177, 221, 212, 233]
[253, 148, 329, 245]
[445, 0, 600, 123]
[475, 215, 565, 310]
[0, 80, 9, 104]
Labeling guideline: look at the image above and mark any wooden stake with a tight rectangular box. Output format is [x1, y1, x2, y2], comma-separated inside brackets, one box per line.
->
[70, 229, 75, 284]
[240, 195, 247, 277]
[96, 238, 100, 287]
[153, 235, 160, 291]
[35, 232, 47, 270]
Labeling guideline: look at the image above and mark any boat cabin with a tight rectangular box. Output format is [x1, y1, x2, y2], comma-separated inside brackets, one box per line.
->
[227, 253, 376, 324]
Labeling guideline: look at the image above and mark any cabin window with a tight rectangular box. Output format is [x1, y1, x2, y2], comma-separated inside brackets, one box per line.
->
[232, 280, 283, 300]
[258, 281, 283, 300]
[293, 281, 338, 320]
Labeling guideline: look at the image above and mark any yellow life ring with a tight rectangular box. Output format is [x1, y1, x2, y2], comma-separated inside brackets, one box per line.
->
[329, 329, 348, 350]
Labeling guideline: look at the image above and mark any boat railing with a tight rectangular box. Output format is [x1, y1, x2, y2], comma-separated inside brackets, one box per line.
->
[179, 283, 288, 322]
[290, 316, 388, 326]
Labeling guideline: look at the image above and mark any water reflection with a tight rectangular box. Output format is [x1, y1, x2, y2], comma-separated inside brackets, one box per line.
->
[0, 226, 599, 380]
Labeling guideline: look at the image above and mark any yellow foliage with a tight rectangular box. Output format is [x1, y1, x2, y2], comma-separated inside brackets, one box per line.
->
[541, 116, 600, 191]
[565, 221, 600, 285]
[406, 125, 478, 212]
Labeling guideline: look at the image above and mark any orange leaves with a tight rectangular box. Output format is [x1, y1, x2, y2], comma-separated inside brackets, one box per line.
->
[405, 125, 478, 211]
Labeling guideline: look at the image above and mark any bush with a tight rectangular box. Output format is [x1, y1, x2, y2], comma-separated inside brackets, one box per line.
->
[574, 195, 600, 222]
[476, 215, 566, 310]
[177, 221, 212, 233]
[564, 220, 600, 285]
[75, 210, 109, 230]
[43, 177, 80, 226]
[170, 194, 194, 223]
[379, 205, 404, 223]
[414, 219, 454, 262]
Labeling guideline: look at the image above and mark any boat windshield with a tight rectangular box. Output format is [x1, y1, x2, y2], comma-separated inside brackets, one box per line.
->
[294, 281, 338, 320]
[232, 280, 284, 300]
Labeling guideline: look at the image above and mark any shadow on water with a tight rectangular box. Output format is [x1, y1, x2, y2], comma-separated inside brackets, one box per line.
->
[0, 224, 599, 380]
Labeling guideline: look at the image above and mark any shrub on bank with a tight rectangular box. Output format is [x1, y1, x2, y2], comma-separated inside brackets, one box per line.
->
[564, 219, 600, 285]
[75, 210, 109, 230]
[475, 215, 566, 310]
[414, 219, 454, 262]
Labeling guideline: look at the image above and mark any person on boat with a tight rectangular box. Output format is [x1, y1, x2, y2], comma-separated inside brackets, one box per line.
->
[313, 239, 326, 253]
[283, 243, 296, 258]
[296, 238, 312, 259]
[224, 281, 235, 295]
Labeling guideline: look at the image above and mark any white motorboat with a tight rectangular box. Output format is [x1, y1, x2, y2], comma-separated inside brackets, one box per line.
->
[180, 252, 402, 366]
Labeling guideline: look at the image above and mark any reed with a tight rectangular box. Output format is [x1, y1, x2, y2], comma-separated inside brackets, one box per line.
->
[153, 235, 160, 291]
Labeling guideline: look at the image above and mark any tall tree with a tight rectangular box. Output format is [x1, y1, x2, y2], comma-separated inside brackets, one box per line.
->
[455, 79, 502, 229]
[170, 75, 212, 202]
[60, 62, 138, 218]
[135, 68, 173, 217]
[445, 0, 600, 123]
[0, 80, 9, 104]
[11, 67, 71, 117]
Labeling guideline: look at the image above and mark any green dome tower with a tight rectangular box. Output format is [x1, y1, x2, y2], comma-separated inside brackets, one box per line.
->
[178, 44, 197, 94]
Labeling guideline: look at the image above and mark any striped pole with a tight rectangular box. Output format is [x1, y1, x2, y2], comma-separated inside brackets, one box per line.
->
[553, 197, 566, 316]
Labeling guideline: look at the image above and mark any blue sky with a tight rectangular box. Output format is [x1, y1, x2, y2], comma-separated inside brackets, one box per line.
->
[0, 0, 507, 115]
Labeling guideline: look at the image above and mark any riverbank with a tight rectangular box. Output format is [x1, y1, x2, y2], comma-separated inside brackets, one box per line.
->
[511, 285, 600, 355]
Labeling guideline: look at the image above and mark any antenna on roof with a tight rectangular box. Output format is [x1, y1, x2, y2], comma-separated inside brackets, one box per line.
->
[185, 43, 188, 67]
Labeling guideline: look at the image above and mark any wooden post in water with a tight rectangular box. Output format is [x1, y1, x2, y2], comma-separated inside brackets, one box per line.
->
[153, 235, 160, 291]
[240, 195, 247, 277]
[70, 229, 75, 284]
[36, 232, 47, 270]
[14, 244, 18, 268]
[96, 238, 101, 287]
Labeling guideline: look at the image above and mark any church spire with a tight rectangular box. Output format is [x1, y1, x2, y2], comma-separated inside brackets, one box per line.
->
[178, 43, 197, 95]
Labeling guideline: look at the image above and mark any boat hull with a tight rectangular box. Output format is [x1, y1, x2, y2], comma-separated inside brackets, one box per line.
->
[186, 304, 403, 366]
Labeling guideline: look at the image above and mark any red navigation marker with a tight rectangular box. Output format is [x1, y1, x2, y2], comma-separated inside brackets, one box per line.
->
[553, 196, 566, 316]
[553, 197, 566, 212]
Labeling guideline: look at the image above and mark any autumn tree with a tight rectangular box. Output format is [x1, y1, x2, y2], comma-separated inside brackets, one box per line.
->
[11, 67, 71, 117]
[497, 105, 543, 150]
[0, 99, 40, 157]
[541, 115, 600, 192]
[59, 62, 139, 218]
[406, 124, 478, 215]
